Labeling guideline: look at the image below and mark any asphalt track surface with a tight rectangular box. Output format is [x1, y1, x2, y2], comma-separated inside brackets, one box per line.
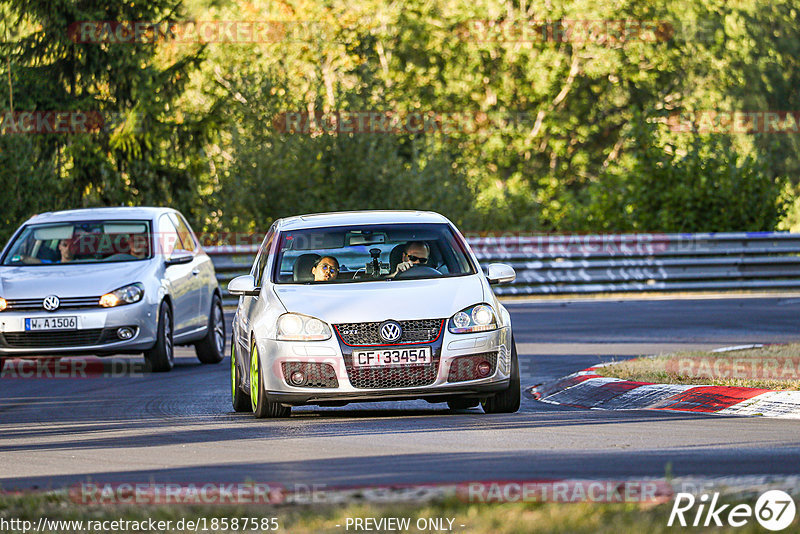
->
[2, 295, 800, 491]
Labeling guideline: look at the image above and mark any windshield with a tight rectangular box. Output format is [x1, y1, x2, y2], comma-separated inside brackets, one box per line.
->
[2, 220, 152, 265]
[273, 223, 475, 284]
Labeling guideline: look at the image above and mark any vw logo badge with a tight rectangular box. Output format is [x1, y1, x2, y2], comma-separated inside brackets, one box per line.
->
[379, 321, 402, 343]
[42, 295, 60, 311]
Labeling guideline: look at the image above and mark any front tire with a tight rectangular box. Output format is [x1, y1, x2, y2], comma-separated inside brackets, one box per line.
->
[249, 339, 291, 418]
[231, 335, 251, 412]
[144, 301, 174, 373]
[482, 337, 520, 414]
[195, 294, 225, 364]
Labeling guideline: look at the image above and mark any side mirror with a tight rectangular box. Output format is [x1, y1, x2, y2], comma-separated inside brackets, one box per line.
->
[486, 263, 516, 285]
[228, 275, 260, 297]
[165, 249, 193, 266]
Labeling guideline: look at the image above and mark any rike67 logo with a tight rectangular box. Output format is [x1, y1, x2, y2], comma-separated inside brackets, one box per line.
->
[668, 490, 796, 531]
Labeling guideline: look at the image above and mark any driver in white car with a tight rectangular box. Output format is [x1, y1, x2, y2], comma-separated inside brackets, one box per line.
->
[390, 241, 430, 277]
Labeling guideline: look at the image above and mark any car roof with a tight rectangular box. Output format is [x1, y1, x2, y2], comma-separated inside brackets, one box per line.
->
[24, 207, 177, 225]
[276, 210, 451, 231]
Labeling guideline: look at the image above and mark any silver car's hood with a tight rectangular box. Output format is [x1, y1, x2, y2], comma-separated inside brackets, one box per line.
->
[0, 262, 153, 299]
[273, 275, 486, 324]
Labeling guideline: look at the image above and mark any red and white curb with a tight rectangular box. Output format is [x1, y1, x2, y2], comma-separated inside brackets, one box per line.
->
[531, 363, 800, 419]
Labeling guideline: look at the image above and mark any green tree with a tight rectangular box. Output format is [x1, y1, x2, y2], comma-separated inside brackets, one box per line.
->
[588, 117, 788, 232]
[0, 0, 216, 241]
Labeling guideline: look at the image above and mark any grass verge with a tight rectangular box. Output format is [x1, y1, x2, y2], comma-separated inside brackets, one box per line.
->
[596, 344, 800, 390]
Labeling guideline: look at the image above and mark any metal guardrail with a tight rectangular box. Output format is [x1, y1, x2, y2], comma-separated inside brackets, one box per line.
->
[206, 232, 800, 305]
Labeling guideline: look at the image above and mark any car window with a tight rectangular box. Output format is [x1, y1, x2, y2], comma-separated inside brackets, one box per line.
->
[158, 214, 182, 256]
[168, 213, 196, 252]
[2, 220, 153, 265]
[253, 223, 277, 287]
[272, 223, 476, 284]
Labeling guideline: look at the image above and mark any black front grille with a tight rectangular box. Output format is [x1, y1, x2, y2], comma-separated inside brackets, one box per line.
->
[281, 362, 339, 388]
[2, 329, 104, 348]
[447, 352, 498, 383]
[335, 319, 444, 346]
[0, 327, 132, 348]
[4, 296, 102, 311]
[343, 353, 440, 389]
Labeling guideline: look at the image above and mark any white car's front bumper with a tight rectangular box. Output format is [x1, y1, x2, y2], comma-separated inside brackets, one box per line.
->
[253, 325, 513, 405]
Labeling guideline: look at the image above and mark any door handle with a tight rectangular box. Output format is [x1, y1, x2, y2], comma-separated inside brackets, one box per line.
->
[192, 268, 200, 276]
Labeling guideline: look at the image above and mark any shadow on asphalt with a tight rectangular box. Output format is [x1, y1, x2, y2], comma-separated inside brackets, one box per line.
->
[0, 406, 728, 453]
[6, 446, 800, 491]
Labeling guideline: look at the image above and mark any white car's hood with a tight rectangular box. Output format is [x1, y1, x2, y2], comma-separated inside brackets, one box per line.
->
[272, 275, 486, 323]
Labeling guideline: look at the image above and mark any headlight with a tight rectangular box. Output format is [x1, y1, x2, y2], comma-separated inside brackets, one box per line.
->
[448, 304, 498, 334]
[0, 297, 6, 312]
[99, 283, 144, 308]
[276, 313, 332, 341]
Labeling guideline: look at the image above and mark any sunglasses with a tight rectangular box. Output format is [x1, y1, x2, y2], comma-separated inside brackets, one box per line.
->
[406, 255, 428, 264]
[318, 264, 338, 273]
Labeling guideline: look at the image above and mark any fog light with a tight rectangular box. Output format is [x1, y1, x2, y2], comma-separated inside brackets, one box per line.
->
[290, 370, 306, 386]
[116, 327, 135, 340]
[476, 361, 492, 377]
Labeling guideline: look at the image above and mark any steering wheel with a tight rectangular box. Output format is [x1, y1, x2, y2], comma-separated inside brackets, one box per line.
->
[394, 265, 442, 279]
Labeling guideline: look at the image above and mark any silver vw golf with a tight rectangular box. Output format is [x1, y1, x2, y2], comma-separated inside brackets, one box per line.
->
[228, 211, 519, 417]
[0, 207, 225, 372]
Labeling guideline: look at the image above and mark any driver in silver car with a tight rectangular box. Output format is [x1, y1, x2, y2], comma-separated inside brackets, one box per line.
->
[390, 241, 430, 277]
[57, 238, 76, 262]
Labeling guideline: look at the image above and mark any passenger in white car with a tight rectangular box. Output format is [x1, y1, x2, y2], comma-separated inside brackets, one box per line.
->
[311, 256, 339, 282]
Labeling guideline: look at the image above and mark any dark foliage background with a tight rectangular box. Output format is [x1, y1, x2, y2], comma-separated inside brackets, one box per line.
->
[0, 0, 796, 240]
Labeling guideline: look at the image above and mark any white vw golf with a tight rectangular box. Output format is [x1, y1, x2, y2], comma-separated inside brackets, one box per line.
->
[228, 211, 519, 417]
